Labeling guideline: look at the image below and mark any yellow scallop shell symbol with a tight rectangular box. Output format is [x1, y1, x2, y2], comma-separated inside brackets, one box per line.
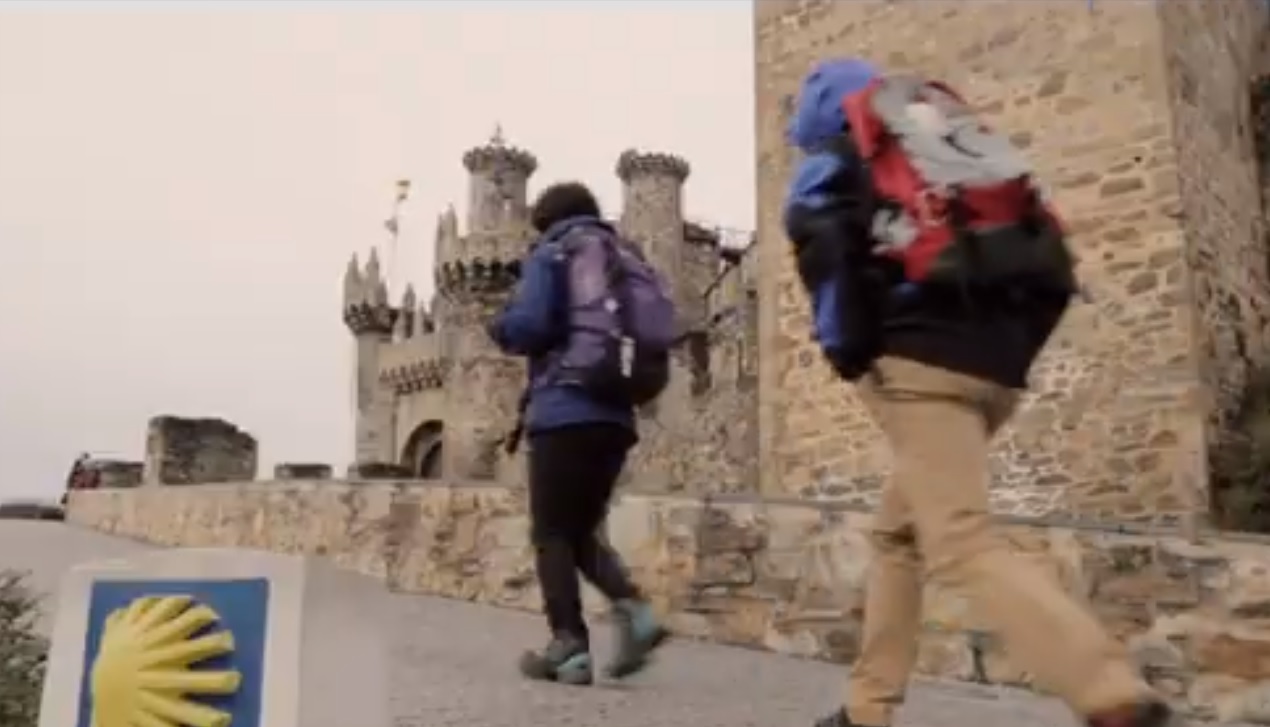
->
[90, 594, 242, 727]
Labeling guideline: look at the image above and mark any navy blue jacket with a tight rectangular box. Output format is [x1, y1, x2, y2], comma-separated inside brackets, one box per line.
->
[487, 216, 637, 437]
[783, 58, 900, 380]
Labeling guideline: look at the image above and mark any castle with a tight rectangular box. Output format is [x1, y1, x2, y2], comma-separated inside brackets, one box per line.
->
[340, 0, 1270, 530]
[65, 4, 1270, 718]
[341, 135, 760, 492]
[335, 0, 1270, 529]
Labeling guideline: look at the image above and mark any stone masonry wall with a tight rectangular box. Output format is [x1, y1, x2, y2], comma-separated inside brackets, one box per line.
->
[753, 1, 1206, 523]
[1158, 1, 1270, 525]
[141, 416, 257, 485]
[624, 351, 759, 494]
[68, 483, 1270, 723]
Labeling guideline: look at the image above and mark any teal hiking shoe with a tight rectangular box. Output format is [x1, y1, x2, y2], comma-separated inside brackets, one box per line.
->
[518, 632, 594, 686]
[605, 598, 670, 679]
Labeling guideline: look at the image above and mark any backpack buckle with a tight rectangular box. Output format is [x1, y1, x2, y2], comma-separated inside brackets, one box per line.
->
[914, 186, 950, 227]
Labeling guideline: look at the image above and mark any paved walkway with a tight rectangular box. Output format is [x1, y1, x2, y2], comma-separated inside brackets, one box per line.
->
[0, 521, 1141, 727]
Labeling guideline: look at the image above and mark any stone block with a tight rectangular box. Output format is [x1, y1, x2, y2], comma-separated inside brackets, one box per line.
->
[346, 462, 412, 480]
[143, 416, 257, 486]
[37, 548, 390, 727]
[92, 461, 143, 489]
[274, 463, 333, 480]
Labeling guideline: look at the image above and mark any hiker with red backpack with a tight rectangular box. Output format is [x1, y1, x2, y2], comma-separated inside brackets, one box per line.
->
[488, 181, 674, 685]
[783, 58, 1176, 727]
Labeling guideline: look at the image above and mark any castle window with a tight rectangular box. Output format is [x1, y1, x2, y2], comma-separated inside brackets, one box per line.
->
[686, 331, 712, 396]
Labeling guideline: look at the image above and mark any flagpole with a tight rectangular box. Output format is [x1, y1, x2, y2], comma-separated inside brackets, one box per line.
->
[385, 179, 411, 296]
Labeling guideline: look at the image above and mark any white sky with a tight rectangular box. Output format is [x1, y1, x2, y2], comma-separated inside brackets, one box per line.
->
[0, 2, 756, 499]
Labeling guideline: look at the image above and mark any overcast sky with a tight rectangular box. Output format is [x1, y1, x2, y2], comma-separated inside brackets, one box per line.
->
[0, 2, 755, 499]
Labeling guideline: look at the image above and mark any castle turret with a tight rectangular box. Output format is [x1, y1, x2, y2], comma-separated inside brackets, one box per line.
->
[343, 248, 399, 466]
[461, 126, 537, 235]
[615, 151, 695, 489]
[616, 150, 692, 321]
[433, 131, 538, 481]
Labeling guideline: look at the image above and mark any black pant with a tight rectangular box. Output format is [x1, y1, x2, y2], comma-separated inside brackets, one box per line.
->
[528, 423, 640, 642]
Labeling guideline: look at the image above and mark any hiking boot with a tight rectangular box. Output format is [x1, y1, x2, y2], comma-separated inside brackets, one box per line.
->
[605, 598, 670, 679]
[812, 708, 886, 727]
[1088, 700, 1179, 727]
[517, 632, 593, 686]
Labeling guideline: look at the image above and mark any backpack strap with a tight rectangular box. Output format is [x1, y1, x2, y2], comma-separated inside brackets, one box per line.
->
[840, 76, 892, 159]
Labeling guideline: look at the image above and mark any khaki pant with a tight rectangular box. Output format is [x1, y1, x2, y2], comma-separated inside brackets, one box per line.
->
[846, 357, 1152, 726]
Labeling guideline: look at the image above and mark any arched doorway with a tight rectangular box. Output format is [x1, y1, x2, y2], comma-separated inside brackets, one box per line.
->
[400, 420, 444, 479]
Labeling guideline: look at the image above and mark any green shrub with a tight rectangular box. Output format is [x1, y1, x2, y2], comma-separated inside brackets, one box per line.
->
[0, 570, 47, 727]
[1211, 367, 1270, 533]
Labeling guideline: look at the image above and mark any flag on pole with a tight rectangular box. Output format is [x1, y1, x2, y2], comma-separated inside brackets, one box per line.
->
[385, 179, 410, 236]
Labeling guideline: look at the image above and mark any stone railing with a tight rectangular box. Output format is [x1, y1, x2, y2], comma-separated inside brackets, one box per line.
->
[66, 481, 1270, 723]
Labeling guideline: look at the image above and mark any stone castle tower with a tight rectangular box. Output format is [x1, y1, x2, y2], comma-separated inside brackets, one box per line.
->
[342, 132, 759, 488]
[753, 0, 1270, 527]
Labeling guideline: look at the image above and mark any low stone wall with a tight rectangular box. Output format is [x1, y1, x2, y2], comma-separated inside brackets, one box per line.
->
[274, 463, 333, 480]
[67, 482, 1270, 722]
[91, 460, 143, 489]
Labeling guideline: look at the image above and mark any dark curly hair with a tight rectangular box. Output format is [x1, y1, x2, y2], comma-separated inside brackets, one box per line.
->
[530, 182, 602, 233]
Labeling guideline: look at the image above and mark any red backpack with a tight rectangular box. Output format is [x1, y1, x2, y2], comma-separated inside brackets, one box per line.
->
[841, 74, 1076, 290]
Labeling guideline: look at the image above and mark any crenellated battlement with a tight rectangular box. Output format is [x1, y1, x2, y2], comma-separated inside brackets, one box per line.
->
[432, 203, 527, 297]
[342, 249, 397, 335]
[616, 149, 690, 183]
[390, 284, 436, 341]
[378, 334, 449, 394]
[461, 135, 538, 177]
[462, 128, 538, 238]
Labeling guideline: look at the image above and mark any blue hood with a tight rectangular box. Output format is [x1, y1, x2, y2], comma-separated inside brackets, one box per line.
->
[787, 58, 879, 151]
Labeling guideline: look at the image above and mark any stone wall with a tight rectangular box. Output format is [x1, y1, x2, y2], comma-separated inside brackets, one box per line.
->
[67, 483, 1270, 722]
[625, 346, 759, 495]
[142, 416, 257, 485]
[753, 1, 1209, 523]
[1157, 1, 1270, 525]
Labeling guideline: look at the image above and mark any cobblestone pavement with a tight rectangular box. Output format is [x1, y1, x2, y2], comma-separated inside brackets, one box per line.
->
[0, 521, 1219, 727]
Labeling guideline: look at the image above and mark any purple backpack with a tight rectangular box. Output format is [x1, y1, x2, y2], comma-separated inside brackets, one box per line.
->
[550, 222, 677, 406]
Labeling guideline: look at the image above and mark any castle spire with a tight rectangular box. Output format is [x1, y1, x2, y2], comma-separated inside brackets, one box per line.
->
[490, 123, 505, 147]
[364, 247, 382, 285]
[343, 253, 363, 308]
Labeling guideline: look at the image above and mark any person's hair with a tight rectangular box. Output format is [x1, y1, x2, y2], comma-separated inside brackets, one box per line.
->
[530, 182, 602, 233]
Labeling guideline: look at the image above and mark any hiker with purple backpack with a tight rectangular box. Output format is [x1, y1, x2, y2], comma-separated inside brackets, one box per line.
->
[488, 181, 675, 685]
